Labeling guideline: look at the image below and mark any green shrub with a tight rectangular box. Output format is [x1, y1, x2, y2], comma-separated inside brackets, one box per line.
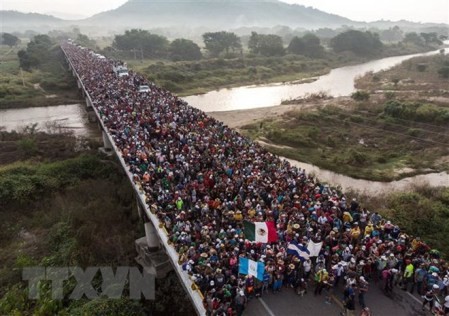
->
[351, 90, 370, 101]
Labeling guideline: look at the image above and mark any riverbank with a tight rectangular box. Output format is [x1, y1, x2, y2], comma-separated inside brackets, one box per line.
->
[133, 44, 439, 97]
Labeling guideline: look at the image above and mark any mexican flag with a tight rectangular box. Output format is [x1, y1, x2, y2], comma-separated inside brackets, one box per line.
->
[243, 221, 277, 243]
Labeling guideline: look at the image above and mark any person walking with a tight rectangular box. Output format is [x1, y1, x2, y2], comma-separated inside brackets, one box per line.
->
[234, 290, 247, 316]
[402, 260, 414, 292]
[422, 284, 438, 311]
[341, 283, 356, 316]
[358, 276, 369, 309]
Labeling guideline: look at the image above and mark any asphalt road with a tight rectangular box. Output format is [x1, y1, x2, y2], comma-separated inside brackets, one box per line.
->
[244, 280, 432, 316]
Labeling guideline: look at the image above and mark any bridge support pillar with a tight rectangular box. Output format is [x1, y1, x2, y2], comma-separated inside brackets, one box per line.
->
[85, 96, 92, 108]
[136, 197, 145, 221]
[102, 130, 113, 150]
[144, 221, 160, 251]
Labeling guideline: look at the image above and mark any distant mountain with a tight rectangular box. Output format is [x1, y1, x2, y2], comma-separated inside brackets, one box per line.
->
[45, 11, 88, 20]
[1, 1, 447, 36]
[83, 0, 353, 30]
[0, 10, 65, 32]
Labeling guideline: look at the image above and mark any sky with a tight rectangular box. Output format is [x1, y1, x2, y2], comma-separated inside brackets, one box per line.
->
[1, 0, 448, 24]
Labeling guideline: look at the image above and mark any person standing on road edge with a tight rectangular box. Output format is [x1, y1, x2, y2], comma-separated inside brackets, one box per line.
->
[235, 290, 247, 316]
[358, 276, 369, 309]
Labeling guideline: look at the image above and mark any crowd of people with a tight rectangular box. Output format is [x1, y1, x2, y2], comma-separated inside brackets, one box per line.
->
[63, 42, 449, 316]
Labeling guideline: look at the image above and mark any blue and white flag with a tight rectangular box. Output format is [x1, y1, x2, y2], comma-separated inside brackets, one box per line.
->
[287, 240, 310, 261]
[239, 257, 265, 281]
[307, 240, 323, 257]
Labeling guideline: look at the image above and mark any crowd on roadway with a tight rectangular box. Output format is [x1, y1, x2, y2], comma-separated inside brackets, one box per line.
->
[63, 42, 449, 316]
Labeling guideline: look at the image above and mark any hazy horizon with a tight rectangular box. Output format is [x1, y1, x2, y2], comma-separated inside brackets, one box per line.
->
[1, 0, 448, 24]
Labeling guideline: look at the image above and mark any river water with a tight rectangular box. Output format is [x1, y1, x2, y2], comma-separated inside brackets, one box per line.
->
[283, 158, 449, 195]
[183, 48, 447, 112]
[0, 103, 95, 137]
[1, 49, 447, 193]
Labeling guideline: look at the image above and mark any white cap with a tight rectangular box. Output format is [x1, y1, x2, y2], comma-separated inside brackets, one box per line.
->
[433, 284, 439, 289]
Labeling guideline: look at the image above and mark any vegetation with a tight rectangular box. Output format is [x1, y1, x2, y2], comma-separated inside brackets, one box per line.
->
[112, 29, 169, 59]
[287, 33, 325, 58]
[330, 30, 383, 56]
[169, 38, 202, 61]
[248, 32, 284, 57]
[240, 100, 449, 181]
[1, 33, 20, 47]
[0, 132, 195, 315]
[137, 55, 334, 95]
[98, 27, 444, 96]
[355, 53, 449, 94]
[202, 31, 242, 57]
[0, 37, 81, 109]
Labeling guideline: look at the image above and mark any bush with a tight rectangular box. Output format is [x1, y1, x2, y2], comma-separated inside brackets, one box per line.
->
[351, 90, 370, 101]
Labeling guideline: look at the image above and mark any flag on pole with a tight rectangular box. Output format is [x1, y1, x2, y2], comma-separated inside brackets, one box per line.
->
[287, 240, 310, 261]
[243, 221, 277, 243]
[239, 257, 265, 281]
[307, 240, 323, 257]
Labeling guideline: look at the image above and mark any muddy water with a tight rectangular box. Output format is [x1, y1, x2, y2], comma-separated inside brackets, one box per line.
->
[184, 48, 447, 112]
[0, 104, 97, 137]
[283, 157, 449, 195]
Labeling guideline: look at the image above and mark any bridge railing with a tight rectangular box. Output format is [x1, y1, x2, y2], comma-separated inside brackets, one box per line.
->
[61, 45, 207, 316]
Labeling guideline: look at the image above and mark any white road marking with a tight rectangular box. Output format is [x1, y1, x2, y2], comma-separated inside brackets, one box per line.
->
[406, 291, 424, 305]
[259, 298, 276, 316]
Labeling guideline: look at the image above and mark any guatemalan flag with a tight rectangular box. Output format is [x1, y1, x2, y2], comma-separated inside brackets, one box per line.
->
[243, 221, 278, 243]
[239, 257, 265, 281]
[287, 240, 310, 262]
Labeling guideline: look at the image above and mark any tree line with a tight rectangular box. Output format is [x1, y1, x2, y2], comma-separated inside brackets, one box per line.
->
[104, 28, 444, 62]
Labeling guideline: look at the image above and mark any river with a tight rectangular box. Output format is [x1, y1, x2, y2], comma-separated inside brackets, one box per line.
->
[183, 48, 447, 112]
[0, 103, 96, 137]
[1, 49, 447, 193]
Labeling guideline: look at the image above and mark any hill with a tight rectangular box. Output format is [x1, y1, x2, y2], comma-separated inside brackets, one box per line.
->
[83, 0, 353, 30]
[0, 10, 65, 32]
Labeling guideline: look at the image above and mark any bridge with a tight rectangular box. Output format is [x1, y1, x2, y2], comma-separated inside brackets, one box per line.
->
[60, 43, 441, 316]
[61, 43, 207, 315]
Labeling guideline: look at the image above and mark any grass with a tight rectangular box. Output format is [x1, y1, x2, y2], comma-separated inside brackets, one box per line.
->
[0, 45, 82, 109]
[240, 102, 449, 181]
[355, 53, 449, 96]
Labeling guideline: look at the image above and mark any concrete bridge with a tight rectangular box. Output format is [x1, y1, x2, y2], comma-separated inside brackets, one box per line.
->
[61, 45, 207, 315]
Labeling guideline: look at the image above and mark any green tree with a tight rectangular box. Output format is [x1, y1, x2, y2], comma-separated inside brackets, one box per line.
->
[403, 32, 424, 46]
[1, 33, 20, 47]
[76, 33, 97, 50]
[113, 29, 169, 59]
[169, 38, 202, 61]
[287, 36, 305, 55]
[420, 32, 442, 45]
[202, 31, 241, 57]
[330, 30, 383, 56]
[17, 34, 53, 71]
[301, 33, 324, 57]
[248, 32, 284, 57]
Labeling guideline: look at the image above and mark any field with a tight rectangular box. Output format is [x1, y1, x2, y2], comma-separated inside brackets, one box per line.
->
[0, 45, 81, 109]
